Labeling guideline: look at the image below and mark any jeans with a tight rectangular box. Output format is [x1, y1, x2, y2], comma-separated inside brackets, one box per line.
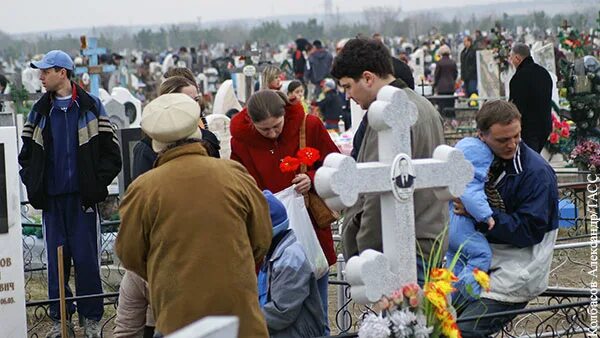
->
[317, 272, 330, 335]
[455, 293, 528, 338]
[464, 79, 478, 97]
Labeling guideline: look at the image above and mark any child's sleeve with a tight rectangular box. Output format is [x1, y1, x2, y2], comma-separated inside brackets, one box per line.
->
[262, 248, 312, 331]
[461, 177, 493, 223]
[456, 138, 493, 223]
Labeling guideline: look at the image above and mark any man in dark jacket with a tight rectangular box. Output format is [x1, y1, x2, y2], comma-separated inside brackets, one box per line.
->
[292, 38, 308, 82]
[460, 36, 478, 97]
[454, 100, 558, 337]
[373, 33, 415, 90]
[18, 50, 122, 338]
[305, 40, 333, 99]
[509, 43, 553, 152]
[317, 78, 345, 129]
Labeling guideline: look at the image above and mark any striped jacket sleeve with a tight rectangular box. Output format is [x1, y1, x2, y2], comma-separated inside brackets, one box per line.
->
[95, 98, 123, 186]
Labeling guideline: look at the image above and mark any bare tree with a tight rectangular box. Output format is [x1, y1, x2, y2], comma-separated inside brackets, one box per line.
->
[362, 6, 402, 36]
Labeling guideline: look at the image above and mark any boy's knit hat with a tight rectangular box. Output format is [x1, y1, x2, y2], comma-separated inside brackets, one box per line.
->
[262, 190, 289, 237]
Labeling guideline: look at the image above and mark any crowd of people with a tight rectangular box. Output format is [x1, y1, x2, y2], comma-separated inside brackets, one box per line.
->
[13, 24, 564, 337]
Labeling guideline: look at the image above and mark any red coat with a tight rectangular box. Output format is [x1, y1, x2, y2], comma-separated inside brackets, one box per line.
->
[231, 101, 339, 266]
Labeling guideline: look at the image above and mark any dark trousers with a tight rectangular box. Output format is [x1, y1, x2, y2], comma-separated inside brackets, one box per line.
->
[455, 293, 528, 338]
[522, 134, 548, 153]
[43, 193, 104, 321]
[464, 79, 478, 97]
[436, 91, 456, 118]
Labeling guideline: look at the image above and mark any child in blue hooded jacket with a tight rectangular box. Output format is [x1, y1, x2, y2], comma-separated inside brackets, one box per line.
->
[445, 137, 497, 301]
[258, 191, 327, 338]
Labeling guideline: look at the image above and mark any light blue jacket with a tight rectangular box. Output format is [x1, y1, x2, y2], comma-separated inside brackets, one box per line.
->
[446, 137, 493, 300]
[259, 230, 326, 338]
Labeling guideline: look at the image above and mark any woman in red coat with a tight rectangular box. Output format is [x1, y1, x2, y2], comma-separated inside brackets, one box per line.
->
[230, 89, 339, 329]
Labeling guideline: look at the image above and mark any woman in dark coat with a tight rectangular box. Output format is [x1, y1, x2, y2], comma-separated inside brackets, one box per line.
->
[434, 45, 458, 118]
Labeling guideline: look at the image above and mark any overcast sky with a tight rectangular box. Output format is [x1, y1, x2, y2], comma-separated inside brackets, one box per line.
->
[2, 0, 504, 34]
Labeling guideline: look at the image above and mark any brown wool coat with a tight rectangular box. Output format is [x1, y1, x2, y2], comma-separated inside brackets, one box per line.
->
[116, 143, 272, 337]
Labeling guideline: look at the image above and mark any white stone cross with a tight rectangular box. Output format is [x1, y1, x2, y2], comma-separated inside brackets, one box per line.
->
[314, 86, 473, 304]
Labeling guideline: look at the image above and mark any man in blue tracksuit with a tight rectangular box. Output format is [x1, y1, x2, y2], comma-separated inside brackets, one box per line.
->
[18, 50, 122, 338]
[453, 100, 559, 337]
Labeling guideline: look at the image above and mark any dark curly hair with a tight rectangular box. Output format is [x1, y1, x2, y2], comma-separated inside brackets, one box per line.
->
[331, 38, 394, 81]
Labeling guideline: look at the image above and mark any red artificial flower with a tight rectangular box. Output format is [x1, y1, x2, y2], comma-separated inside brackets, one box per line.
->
[549, 132, 560, 144]
[279, 156, 301, 173]
[552, 118, 562, 130]
[297, 147, 321, 166]
[561, 121, 570, 129]
[561, 127, 570, 138]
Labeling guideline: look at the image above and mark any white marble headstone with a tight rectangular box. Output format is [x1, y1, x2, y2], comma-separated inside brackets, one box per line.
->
[206, 115, 231, 159]
[231, 73, 248, 103]
[532, 43, 557, 76]
[167, 316, 238, 338]
[0, 127, 27, 337]
[111, 87, 142, 128]
[315, 86, 473, 304]
[161, 54, 175, 75]
[212, 80, 242, 116]
[104, 99, 129, 130]
[21, 67, 42, 93]
[476, 50, 502, 98]
[349, 100, 365, 134]
[409, 49, 425, 84]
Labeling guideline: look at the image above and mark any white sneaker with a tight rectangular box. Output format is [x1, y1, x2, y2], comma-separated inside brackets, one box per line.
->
[45, 321, 75, 338]
[83, 318, 101, 338]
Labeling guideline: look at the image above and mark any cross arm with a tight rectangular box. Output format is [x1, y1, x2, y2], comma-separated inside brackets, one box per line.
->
[75, 65, 116, 76]
[314, 153, 390, 211]
[82, 47, 107, 57]
[411, 145, 474, 200]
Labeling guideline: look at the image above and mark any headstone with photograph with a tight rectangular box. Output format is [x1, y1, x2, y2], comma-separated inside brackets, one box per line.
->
[0, 127, 27, 337]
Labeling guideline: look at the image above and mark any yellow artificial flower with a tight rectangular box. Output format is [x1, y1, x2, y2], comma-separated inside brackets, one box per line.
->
[442, 321, 462, 338]
[436, 308, 455, 326]
[432, 279, 455, 295]
[430, 268, 458, 282]
[473, 268, 491, 292]
[469, 93, 479, 107]
[424, 283, 448, 310]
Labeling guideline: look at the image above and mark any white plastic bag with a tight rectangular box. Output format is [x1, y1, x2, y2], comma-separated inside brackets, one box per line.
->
[275, 186, 329, 278]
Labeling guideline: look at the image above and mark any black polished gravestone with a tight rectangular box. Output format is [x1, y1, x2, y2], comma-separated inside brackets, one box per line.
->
[0, 144, 7, 234]
[117, 127, 143, 196]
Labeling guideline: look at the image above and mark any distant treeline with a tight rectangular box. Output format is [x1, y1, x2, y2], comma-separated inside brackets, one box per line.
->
[1, 9, 598, 59]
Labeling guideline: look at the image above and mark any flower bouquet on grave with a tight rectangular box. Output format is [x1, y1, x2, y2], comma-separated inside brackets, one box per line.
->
[544, 114, 572, 156]
[357, 233, 491, 338]
[569, 140, 600, 171]
[357, 266, 490, 338]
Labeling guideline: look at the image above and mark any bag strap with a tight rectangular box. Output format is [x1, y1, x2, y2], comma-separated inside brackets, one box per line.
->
[299, 114, 307, 174]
